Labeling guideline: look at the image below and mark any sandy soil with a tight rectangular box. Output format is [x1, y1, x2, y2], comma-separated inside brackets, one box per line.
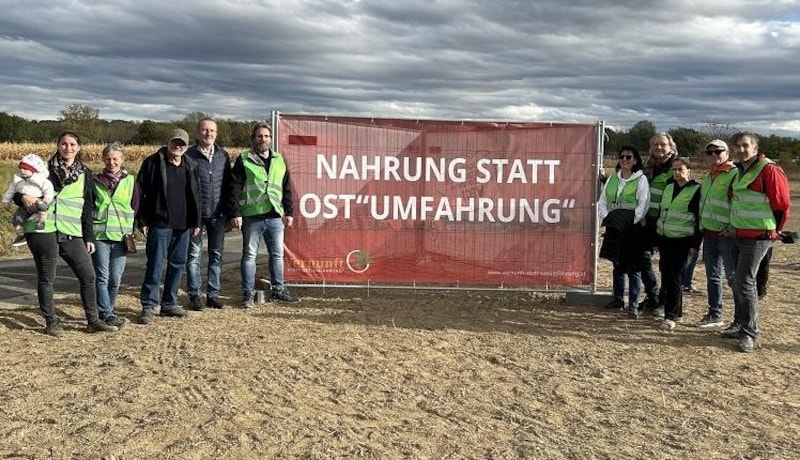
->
[1, 235, 799, 459]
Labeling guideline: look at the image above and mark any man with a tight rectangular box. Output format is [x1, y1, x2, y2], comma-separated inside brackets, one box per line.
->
[185, 118, 232, 310]
[695, 139, 738, 329]
[228, 122, 299, 307]
[722, 132, 791, 353]
[136, 128, 202, 324]
[641, 133, 678, 316]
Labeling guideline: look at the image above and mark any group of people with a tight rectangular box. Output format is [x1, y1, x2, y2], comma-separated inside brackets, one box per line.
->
[8, 119, 299, 337]
[599, 132, 792, 353]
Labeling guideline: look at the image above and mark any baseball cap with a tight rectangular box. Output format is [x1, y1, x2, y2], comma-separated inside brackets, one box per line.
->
[168, 128, 190, 144]
[705, 139, 728, 151]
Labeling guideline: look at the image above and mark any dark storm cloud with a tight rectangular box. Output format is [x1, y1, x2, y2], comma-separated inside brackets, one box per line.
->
[0, 0, 798, 135]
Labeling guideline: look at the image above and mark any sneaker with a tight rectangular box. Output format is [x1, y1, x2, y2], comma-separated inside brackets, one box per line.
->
[738, 335, 758, 353]
[240, 293, 255, 309]
[640, 297, 658, 312]
[44, 318, 64, 337]
[160, 306, 188, 317]
[659, 319, 676, 332]
[603, 298, 624, 310]
[138, 308, 154, 325]
[721, 322, 742, 339]
[11, 234, 27, 247]
[652, 306, 665, 319]
[627, 307, 640, 319]
[272, 289, 300, 303]
[188, 297, 204, 311]
[696, 314, 724, 329]
[206, 296, 224, 309]
[87, 319, 118, 333]
[101, 315, 126, 329]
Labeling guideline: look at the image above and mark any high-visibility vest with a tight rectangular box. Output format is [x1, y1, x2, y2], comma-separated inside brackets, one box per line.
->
[24, 174, 85, 236]
[699, 168, 738, 232]
[239, 150, 287, 217]
[93, 175, 135, 241]
[647, 168, 673, 218]
[657, 182, 700, 238]
[730, 159, 775, 231]
[604, 174, 641, 211]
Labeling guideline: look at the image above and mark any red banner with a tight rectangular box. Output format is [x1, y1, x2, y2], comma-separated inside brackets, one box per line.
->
[279, 116, 599, 288]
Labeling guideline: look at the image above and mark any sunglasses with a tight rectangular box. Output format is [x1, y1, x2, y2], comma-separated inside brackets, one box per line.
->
[618, 154, 634, 160]
[705, 149, 725, 155]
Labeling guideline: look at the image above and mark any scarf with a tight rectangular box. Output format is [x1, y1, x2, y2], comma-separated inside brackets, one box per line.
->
[48, 154, 86, 191]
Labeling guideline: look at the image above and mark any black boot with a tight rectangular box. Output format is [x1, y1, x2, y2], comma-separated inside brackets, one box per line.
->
[44, 318, 64, 337]
[87, 319, 118, 333]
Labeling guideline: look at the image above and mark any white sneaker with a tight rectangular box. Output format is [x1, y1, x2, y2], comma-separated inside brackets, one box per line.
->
[659, 319, 676, 332]
[11, 235, 27, 247]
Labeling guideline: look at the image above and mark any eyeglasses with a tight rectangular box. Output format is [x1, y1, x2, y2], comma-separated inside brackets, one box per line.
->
[618, 155, 633, 160]
[705, 149, 726, 155]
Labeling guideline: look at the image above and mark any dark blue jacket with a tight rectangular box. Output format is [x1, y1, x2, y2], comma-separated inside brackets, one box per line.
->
[186, 144, 231, 219]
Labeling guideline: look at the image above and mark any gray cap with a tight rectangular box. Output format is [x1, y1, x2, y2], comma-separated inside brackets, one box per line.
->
[705, 139, 728, 151]
[168, 128, 190, 144]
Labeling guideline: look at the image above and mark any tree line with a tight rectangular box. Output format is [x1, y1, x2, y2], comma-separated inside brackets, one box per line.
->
[0, 105, 257, 147]
[2, 106, 799, 168]
[606, 120, 800, 172]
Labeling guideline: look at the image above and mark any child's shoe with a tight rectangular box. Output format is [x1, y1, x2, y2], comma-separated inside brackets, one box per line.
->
[11, 234, 27, 247]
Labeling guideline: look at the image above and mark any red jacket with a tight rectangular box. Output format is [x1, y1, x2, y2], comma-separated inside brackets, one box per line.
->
[733, 154, 791, 240]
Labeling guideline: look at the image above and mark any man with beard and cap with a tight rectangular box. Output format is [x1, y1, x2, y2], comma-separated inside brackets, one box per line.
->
[136, 128, 202, 325]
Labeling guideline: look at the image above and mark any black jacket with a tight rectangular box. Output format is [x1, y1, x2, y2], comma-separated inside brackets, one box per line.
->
[136, 147, 201, 230]
[600, 209, 652, 272]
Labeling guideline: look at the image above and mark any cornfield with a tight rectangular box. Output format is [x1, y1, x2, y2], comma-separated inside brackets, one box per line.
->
[0, 142, 160, 163]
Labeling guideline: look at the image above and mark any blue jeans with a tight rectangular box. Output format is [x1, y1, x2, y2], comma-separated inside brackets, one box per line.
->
[241, 216, 285, 296]
[92, 239, 128, 318]
[140, 227, 191, 310]
[640, 258, 662, 302]
[702, 236, 736, 318]
[612, 265, 641, 309]
[681, 251, 698, 288]
[186, 217, 226, 300]
[732, 238, 772, 339]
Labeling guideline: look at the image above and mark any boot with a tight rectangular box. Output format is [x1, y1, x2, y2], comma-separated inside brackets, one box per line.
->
[87, 319, 118, 333]
[44, 318, 64, 337]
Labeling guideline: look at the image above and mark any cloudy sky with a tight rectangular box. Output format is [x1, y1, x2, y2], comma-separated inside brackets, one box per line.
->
[1, 0, 799, 136]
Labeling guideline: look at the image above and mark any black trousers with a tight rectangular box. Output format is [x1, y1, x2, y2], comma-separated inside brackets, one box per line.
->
[26, 232, 100, 323]
[657, 236, 692, 321]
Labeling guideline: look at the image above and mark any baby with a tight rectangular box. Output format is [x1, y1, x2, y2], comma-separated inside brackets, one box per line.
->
[2, 153, 55, 246]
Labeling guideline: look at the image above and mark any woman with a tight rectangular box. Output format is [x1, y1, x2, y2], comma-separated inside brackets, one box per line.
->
[91, 142, 140, 329]
[20, 132, 118, 336]
[598, 146, 651, 318]
[655, 157, 702, 332]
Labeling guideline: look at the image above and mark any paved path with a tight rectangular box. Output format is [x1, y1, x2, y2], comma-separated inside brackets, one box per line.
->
[0, 233, 244, 309]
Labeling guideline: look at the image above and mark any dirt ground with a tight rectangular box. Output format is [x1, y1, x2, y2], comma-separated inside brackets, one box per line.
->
[1, 232, 799, 460]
